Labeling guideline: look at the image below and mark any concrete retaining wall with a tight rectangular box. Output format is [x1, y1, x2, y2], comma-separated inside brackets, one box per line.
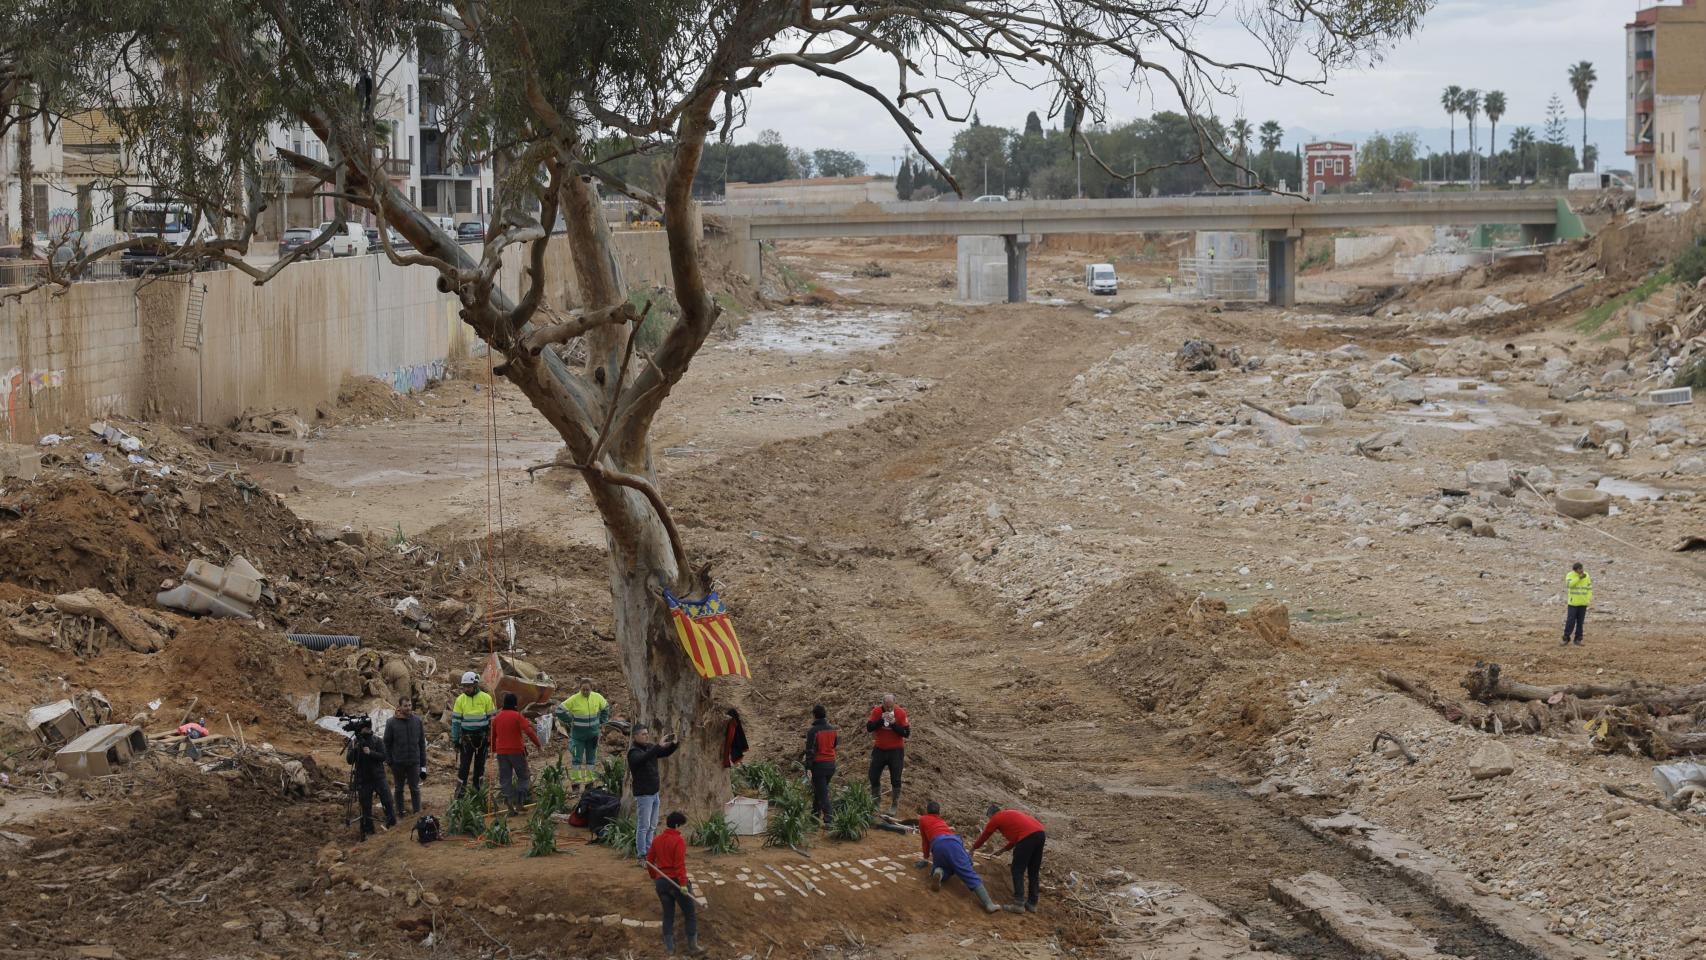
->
[1394, 251, 1494, 281]
[2, 228, 711, 440]
[1333, 235, 1397, 266]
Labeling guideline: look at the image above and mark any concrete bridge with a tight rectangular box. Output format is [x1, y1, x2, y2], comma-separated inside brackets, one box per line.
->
[713, 192, 1584, 306]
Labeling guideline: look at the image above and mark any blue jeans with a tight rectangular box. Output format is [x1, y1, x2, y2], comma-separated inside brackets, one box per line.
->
[634, 793, 661, 858]
[930, 834, 982, 890]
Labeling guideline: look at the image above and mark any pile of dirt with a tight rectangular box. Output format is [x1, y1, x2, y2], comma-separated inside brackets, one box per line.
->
[329, 374, 421, 421]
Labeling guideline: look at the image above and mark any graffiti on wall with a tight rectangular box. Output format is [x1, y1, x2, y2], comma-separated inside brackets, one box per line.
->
[45, 207, 77, 238]
[2, 366, 67, 439]
[385, 359, 447, 394]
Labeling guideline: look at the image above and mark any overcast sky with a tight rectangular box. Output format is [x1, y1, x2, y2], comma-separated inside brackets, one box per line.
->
[739, 0, 1642, 170]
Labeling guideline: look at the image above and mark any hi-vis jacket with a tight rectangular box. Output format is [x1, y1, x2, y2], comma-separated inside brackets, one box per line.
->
[452, 690, 497, 741]
[1566, 571, 1593, 607]
[557, 691, 610, 741]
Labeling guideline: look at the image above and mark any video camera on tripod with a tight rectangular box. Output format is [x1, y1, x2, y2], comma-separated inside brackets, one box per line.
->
[337, 712, 373, 736]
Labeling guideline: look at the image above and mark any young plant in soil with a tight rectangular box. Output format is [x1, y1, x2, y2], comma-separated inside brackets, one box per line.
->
[765, 780, 813, 851]
[483, 815, 512, 849]
[828, 783, 877, 842]
[524, 813, 559, 857]
[596, 755, 626, 795]
[533, 763, 568, 820]
[689, 813, 739, 854]
[599, 813, 639, 857]
[446, 787, 487, 838]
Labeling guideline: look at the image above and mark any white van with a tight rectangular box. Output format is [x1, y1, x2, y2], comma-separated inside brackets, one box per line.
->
[1567, 172, 1633, 192]
[1084, 263, 1117, 295]
[317, 221, 369, 257]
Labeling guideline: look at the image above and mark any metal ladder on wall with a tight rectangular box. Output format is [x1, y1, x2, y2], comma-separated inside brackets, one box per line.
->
[181, 277, 206, 349]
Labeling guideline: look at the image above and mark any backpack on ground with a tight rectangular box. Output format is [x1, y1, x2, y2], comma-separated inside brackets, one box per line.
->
[414, 814, 441, 844]
[574, 788, 621, 837]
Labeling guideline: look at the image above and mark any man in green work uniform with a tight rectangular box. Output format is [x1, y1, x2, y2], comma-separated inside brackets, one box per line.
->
[1563, 562, 1591, 646]
[556, 677, 610, 784]
[452, 671, 497, 798]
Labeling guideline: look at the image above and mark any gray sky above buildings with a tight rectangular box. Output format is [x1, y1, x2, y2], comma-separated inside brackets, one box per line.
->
[739, 0, 1637, 170]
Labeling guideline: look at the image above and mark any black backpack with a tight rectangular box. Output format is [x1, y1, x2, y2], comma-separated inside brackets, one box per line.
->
[414, 815, 441, 844]
[575, 788, 622, 837]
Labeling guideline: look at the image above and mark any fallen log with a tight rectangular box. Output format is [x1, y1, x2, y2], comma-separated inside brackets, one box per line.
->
[52, 589, 167, 653]
[1379, 670, 1471, 725]
[1461, 662, 1706, 713]
[1587, 705, 1706, 760]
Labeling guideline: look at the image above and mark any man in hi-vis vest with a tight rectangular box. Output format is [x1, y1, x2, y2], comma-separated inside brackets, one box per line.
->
[1563, 562, 1592, 646]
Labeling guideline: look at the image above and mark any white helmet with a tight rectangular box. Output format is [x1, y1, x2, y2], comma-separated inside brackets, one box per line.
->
[460, 671, 479, 685]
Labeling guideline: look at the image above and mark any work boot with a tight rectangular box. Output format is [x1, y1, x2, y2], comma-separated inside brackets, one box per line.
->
[1002, 898, 1025, 913]
[662, 933, 675, 956]
[974, 885, 1001, 913]
[1025, 901, 1038, 913]
[886, 789, 901, 819]
[686, 934, 706, 956]
[930, 868, 945, 891]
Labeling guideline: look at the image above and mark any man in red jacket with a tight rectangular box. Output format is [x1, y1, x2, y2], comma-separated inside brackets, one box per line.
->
[910, 801, 999, 912]
[645, 811, 705, 956]
[866, 693, 910, 817]
[490, 693, 541, 815]
[803, 704, 838, 826]
[972, 804, 1047, 913]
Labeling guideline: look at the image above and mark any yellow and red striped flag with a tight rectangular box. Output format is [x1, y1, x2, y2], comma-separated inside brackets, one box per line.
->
[666, 590, 751, 680]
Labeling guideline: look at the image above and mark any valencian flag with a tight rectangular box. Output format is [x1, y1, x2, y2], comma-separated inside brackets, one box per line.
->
[665, 590, 751, 680]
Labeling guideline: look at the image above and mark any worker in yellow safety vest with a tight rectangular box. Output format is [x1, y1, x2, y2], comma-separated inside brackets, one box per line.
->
[452, 671, 497, 797]
[1563, 562, 1592, 646]
[556, 678, 611, 784]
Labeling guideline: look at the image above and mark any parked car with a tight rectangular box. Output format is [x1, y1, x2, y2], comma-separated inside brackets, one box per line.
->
[279, 227, 318, 259]
[317, 221, 369, 257]
[972, 194, 1007, 203]
[365, 227, 413, 253]
[456, 221, 485, 241]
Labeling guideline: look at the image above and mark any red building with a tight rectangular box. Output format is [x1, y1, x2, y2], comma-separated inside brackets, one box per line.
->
[1303, 141, 1356, 195]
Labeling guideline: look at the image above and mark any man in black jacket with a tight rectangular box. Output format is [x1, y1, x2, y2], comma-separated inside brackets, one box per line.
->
[346, 719, 397, 838]
[627, 724, 680, 859]
[383, 698, 427, 814]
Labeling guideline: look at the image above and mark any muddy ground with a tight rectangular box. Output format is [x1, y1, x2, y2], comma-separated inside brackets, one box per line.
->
[3, 222, 1705, 960]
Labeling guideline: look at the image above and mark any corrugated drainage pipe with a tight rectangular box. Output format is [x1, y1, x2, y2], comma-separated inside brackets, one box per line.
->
[288, 633, 362, 651]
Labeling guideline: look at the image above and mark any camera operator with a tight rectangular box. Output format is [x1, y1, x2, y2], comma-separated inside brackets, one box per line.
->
[345, 717, 397, 838]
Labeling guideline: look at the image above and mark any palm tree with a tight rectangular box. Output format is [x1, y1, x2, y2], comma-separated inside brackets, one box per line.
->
[1509, 126, 1537, 183]
[1483, 91, 1506, 163]
[1568, 61, 1596, 170]
[1462, 89, 1481, 185]
[1258, 120, 1283, 182]
[1441, 85, 1463, 182]
[1229, 117, 1253, 185]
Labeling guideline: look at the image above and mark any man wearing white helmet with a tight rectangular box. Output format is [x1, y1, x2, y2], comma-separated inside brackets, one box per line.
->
[452, 671, 497, 798]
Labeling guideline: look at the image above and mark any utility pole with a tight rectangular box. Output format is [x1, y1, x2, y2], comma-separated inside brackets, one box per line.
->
[1131, 156, 1137, 199]
[1076, 151, 1082, 198]
[983, 159, 988, 196]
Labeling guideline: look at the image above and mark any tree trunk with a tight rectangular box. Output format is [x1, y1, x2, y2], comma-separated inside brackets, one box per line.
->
[17, 106, 34, 259]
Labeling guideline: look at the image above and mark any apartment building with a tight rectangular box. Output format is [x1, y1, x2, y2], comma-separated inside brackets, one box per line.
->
[1627, 0, 1706, 202]
[270, 34, 494, 236]
[1302, 141, 1355, 196]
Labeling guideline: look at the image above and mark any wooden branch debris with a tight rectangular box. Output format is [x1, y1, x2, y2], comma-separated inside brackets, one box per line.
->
[51, 589, 169, 653]
[1240, 399, 1299, 426]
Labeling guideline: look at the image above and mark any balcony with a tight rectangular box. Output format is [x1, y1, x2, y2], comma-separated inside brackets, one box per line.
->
[384, 157, 413, 177]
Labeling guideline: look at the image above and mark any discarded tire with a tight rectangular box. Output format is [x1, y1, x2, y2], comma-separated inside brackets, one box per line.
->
[1553, 488, 1611, 519]
[287, 633, 361, 651]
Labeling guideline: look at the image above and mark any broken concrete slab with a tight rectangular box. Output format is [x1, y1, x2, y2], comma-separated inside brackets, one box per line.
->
[1464, 460, 1514, 495]
[156, 556, 263, 619]
[1285, 402, 1347, 424]
[1469, 740, 1516, 780]
[1269, 872, 1453, 960]
[55, 723, 148, 779]
[0, 441, 43, 480]
[1381, 380, 1426, 405]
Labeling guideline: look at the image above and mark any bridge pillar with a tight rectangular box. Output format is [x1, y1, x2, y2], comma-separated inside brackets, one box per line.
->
[1520, 223, 1557, 246]
[1264, 229, 1298, 308]
[1003, 234, 1029, 303]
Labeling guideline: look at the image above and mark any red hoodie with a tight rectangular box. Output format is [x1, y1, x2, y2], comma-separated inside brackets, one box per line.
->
[971, 809, 1044, 852]
[866, 704, 911, 751]
[917, 813, 953, 859]
[490, 709, 541, 756]
[646, 827, 688, 884]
